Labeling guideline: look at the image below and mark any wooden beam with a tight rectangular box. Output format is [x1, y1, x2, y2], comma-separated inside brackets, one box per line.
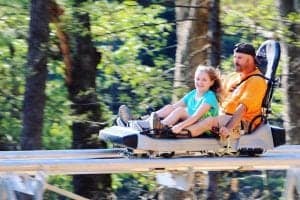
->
[0, 146, 299, 175]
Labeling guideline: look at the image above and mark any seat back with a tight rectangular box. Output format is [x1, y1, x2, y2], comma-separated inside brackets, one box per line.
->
[256, 40, 281, 117]
[247, 40, 281, 133]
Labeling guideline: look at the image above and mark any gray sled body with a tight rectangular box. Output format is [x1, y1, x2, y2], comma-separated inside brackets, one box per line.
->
[99, 123, 284, 156]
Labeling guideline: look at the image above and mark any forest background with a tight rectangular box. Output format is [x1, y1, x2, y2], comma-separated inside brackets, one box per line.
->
[0, 0, 299, 199]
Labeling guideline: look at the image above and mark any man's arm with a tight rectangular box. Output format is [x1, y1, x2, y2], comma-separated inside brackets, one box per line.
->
[220, 104, 246, 137]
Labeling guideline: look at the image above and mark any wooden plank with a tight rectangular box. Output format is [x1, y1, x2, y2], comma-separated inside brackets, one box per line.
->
[45, 183, 90, 200]
[0, 150, 300, 175]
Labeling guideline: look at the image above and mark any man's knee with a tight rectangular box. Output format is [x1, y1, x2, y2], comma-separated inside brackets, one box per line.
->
[203, 116, 218, 128]
[187, 116, 217, 137]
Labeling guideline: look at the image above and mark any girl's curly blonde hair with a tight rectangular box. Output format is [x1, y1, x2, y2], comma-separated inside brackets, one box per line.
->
[195, 65, 223, 102]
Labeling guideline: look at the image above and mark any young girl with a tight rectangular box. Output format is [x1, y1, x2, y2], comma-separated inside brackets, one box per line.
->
[150, 65, 222, 134]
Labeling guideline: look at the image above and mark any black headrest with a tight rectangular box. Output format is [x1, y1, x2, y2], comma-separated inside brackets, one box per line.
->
[255, 40, 281, 80]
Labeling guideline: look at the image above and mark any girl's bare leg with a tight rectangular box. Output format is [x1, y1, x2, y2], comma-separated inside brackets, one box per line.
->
[156, 104, 176, 118]
[186, 115, 231, 137]
[161, 107, 189, 126]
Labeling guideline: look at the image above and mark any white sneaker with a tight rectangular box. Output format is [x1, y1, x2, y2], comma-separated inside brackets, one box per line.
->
[149, 112, 165, 130]
[118, 105, 132, 126]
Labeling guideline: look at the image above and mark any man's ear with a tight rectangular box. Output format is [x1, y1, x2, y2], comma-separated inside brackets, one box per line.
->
[245, 56, 253, 67]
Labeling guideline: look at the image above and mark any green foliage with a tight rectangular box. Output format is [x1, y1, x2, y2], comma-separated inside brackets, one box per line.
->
[282, 12, 300, 46]
[0, 1, 28, 148]
[43, 175, 73, 199]
[221, 0, 280, 40]
[0, 0, 174, 152]
[112, 173, 157, 193]
[263, 171, 286, 199]
[87, 0, 174, 115]
[211, 171, 286, 199]
[43, 77, 73, 149]
[53, 0, 174, 120]
[268, 88, 284, 126]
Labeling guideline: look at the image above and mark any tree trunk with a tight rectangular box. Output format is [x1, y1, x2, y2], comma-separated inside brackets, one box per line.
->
[207, 1, 221, 196]
[207, 0, 221, 67]
[68, 1, 113, 199]
[21, 0, 51, 150]
[277, 0, 300, 144]
[173, 0, 220, 101]
[207, 171, 217, 200]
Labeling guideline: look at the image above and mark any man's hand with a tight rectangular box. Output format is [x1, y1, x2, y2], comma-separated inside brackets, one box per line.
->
[221, 104, 246, 138]
[219, 126, 230, 138]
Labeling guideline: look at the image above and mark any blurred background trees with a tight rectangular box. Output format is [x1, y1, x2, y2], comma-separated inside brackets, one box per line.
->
[0, 0, 299, 199]
[277, 0, 300, 144]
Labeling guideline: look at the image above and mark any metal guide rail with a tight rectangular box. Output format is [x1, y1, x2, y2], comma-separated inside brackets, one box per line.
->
[0, 148, 125, 160]
[0, 145, 299, 175]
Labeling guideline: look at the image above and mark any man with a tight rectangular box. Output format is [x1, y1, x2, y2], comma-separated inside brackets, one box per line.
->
[174, 43, 267, 138]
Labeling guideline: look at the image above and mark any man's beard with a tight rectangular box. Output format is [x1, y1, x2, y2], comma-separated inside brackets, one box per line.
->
[235, 63, 242, 72]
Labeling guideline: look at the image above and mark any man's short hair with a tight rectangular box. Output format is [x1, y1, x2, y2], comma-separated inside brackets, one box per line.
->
[234, 43, 256, 58]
